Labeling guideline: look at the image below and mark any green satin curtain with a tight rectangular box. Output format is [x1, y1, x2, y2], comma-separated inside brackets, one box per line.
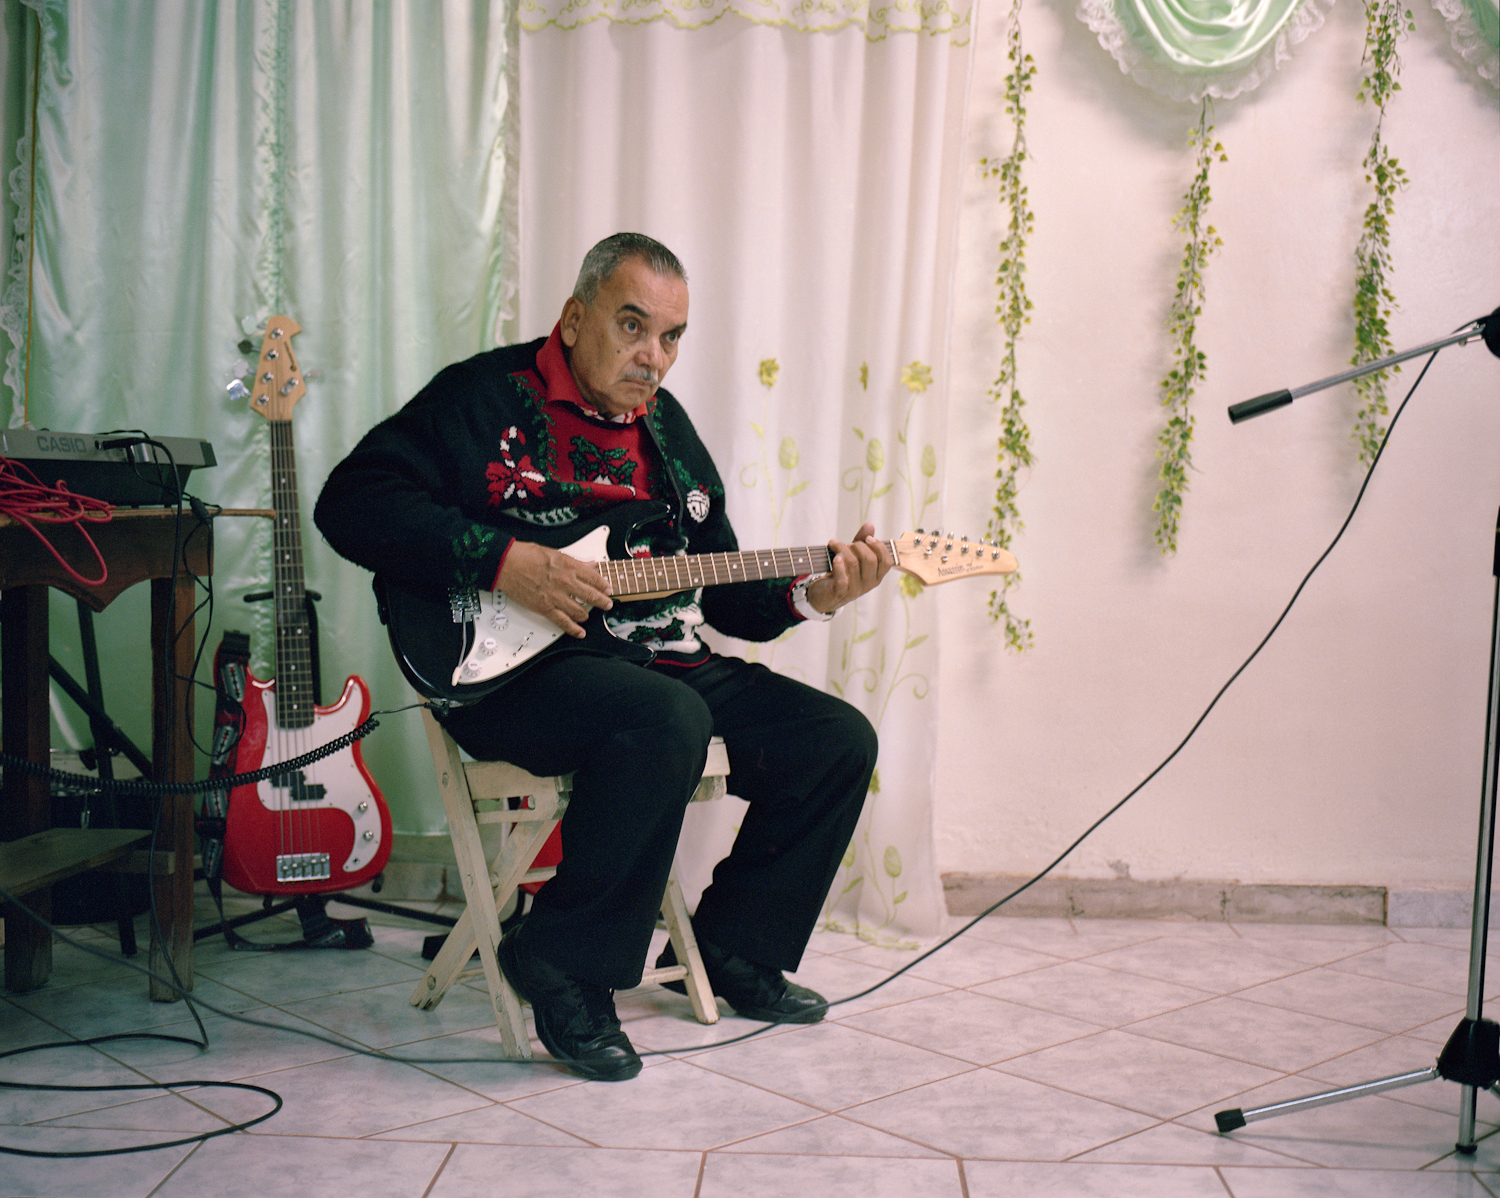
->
[1119, 0, 1308, 70]
[1465, 0, 1500, 49]
[2, 0, 516, 839]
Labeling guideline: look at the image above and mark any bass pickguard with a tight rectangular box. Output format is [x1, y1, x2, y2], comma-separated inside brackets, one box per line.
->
[220, 671, 391, 896]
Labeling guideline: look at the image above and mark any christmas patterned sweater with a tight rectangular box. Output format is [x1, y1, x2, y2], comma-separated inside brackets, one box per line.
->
[314, 331, 807, 662]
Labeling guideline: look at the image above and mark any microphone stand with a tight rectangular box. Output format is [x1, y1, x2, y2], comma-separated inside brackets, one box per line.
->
[1217, 307, 1500, 1152]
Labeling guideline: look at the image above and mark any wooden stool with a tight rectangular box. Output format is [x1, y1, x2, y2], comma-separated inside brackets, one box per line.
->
[410, 707, 728, 1059]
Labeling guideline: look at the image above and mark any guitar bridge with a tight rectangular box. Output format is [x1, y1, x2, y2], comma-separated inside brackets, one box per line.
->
[448, 586, 480, 624]
[276, 852, 331, 883]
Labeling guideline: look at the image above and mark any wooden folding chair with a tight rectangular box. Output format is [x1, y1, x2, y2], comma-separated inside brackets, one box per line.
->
[410, 707, 728, 1058]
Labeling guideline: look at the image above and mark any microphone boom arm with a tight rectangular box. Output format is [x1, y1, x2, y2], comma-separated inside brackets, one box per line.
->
[1228, 315, 1492, 424]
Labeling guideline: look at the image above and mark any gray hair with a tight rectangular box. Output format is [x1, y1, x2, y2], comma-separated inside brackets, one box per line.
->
[573, 233, 687, 304]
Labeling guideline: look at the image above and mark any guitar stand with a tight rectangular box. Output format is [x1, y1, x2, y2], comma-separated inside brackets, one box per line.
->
[1217, 509, 1500, 1149]
[41, 599, 156, 956]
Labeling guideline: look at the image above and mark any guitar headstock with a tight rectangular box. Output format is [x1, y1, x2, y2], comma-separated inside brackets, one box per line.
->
[247, 315, 305, 422]
[892, 529, 1018, 585]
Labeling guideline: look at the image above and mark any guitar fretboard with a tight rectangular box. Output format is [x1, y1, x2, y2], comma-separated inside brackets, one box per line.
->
[596, 542, 894, 597]
[269, 420, 314, 730]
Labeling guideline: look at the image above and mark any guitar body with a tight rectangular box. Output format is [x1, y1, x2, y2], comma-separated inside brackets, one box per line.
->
[220, 669, 392, 896]
[378, 502, 665, 704]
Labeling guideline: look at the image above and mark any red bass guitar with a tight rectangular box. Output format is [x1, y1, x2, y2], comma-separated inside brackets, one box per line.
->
[220, 316, 392, 895]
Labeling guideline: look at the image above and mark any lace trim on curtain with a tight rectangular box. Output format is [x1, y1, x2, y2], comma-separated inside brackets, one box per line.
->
[1432, 0, 1500, 86]
[491, 4, 522, 346]
[1076, 0, 1332, 102]
[517, 0, 974, 43]
[1, 0, 60, 425]
[2, 121, 34, 425]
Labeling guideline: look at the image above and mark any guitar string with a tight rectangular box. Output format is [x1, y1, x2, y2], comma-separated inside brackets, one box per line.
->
[599, 543, 941, 596]
[604, 545, 830, 595]
[271, 418, 317, 873]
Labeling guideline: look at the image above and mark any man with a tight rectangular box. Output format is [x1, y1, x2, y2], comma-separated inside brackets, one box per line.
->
[315, 233, 891, 1081]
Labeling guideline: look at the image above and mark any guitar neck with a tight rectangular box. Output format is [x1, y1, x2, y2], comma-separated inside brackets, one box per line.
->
[269, 420, 314, 729]
[597, 541, 895, 598]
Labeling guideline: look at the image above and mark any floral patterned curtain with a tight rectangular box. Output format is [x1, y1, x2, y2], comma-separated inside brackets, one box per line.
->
[518, 8, 975, 939]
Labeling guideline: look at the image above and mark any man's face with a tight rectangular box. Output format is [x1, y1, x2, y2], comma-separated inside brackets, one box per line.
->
[559, 256, 689, 419]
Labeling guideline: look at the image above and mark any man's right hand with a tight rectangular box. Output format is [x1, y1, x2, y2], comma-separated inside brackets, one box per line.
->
[496, 541, 614, 638]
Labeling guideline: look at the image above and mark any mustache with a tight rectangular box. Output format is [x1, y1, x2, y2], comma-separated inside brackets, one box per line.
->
[623, 367, 659, 385]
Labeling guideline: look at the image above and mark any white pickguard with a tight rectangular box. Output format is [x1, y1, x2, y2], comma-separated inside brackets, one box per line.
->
[248, 676, 384, 874]
[450, 524, 611, 689]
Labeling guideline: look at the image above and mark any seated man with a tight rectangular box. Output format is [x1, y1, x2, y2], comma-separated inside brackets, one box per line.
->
[314, 232, 892, 1081]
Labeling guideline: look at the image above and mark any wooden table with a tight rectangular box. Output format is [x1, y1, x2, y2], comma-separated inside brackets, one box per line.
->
[1, 507, 211, 1000]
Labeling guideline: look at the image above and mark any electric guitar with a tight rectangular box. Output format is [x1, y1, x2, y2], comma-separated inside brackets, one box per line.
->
[221, 316, 393, 895]
[376, 501, 1018, 703]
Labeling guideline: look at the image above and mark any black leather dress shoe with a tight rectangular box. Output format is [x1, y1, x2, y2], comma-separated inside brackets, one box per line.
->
[656, 938, 828, 1023]
[498, 930, 642, 1081]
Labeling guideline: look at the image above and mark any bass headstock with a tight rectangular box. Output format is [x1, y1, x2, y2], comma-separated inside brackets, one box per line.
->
[247, 315, 305, 422]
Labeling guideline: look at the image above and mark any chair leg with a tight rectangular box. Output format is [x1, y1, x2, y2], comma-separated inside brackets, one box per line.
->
[409, 818, 559, 1058]
[410, 904, 478, 1010]
[658, 872, 720, 1025]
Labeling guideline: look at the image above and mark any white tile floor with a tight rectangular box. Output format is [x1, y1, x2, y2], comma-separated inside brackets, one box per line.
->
[4, 895, 1500, 1197]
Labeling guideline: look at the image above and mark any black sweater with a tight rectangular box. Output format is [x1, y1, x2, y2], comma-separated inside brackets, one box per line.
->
[313, 337, 804, 659]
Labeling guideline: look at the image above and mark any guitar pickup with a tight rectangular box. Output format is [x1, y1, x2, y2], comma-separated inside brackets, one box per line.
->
[275, 852, 331, 883]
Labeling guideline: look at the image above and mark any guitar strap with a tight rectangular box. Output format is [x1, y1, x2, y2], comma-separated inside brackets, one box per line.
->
[198, 630, 250, 900]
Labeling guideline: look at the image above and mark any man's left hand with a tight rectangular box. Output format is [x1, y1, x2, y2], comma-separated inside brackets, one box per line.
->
[806, 523, 893, 614]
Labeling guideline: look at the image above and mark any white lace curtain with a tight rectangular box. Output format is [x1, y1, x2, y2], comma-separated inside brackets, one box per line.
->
[518, 10, 975, 939]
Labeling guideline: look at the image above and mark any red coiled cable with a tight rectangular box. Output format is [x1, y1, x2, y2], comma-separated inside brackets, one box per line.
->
[0, 456, 115, 586]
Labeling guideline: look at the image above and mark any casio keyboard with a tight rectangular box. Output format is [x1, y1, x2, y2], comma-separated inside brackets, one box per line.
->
[0, 429, 217, 506]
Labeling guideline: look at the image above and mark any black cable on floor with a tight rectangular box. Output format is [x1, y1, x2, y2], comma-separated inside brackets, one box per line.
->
[0, 344, 1449, 1141]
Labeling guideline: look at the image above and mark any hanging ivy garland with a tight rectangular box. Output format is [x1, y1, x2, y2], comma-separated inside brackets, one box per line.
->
[1077, 0, 1330, 555]
[1350, 0, 1413, 465]
[1153, 101, 1226, 555]
[980, 0, 1035, 651]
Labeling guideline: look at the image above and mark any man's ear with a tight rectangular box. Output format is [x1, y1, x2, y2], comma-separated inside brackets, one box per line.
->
[559, 297, 583, 347]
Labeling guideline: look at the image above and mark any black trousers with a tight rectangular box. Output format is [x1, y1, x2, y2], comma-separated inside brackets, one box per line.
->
[440, 650, 876, 990]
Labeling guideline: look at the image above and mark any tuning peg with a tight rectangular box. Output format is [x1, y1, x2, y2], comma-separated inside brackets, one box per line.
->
[225, 379, 251, 401]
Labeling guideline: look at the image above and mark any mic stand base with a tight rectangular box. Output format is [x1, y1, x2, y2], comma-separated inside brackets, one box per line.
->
[1214, 1019, 1500, 1152]
[1216, 507, 1500, 1154]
